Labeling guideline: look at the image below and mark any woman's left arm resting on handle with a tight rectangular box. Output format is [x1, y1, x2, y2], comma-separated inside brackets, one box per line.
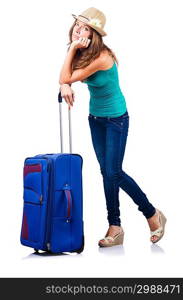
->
[59, 45, 105, 85]
[59, 45, 77, 85]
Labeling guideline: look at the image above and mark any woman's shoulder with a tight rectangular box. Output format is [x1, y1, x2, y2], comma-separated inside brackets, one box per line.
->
[98, 50, 115, 70]
[99, 49, 111, 59]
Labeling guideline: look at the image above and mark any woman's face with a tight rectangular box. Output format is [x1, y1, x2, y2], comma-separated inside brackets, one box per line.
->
[72, 20, 92, 41]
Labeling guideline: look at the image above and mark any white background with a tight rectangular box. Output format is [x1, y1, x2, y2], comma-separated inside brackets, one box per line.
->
[0, 0, 183, 277]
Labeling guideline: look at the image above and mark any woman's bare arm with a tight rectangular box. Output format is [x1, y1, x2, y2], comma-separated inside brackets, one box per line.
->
[59, 45, 77, 84]
[59, 44, 106, 85]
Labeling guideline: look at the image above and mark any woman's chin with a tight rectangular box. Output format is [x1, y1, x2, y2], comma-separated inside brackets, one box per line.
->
[72, 36, 79, 41]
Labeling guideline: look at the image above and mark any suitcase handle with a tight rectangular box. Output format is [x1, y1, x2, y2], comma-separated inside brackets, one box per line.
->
[63, 185, 72, 221]
[58, 91, 72, 154]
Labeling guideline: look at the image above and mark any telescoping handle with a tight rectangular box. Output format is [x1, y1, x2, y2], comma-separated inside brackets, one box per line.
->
[58, 91, 72, 154]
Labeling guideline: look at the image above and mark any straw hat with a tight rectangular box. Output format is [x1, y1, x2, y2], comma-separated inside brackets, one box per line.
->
[72, 7, 107, 37]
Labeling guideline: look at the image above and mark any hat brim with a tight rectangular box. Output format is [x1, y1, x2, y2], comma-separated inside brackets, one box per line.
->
[71, 14, 107, 37]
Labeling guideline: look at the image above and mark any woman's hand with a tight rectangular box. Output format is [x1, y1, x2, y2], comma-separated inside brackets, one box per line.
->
[59, 84, 75, 109]
[71, 37, 91, 50]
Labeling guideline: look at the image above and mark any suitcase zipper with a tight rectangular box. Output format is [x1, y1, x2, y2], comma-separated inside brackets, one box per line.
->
[41, 156, 53, 251]
[24, 201, 42, 206]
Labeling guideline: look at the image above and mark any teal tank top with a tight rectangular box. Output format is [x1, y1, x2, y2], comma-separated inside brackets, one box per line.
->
[82, 62, 127, 117]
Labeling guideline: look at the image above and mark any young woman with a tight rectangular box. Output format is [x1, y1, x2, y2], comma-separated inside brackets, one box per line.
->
[59, 7, 167, 247]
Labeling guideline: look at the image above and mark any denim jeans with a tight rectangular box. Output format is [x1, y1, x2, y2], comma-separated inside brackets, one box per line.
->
[88, 110, 156, 226]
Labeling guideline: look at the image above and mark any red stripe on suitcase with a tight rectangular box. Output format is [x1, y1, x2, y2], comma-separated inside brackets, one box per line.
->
[21, 211, 29, 240]
[24, 164, 42, 177]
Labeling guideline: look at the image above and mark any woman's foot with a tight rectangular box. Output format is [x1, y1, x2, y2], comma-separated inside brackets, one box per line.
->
[98, 225, 124, 247]
[147, 209, 167, 243]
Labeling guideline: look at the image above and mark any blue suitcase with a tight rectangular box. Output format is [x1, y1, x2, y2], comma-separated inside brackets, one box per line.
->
[20, 92, 84, 254]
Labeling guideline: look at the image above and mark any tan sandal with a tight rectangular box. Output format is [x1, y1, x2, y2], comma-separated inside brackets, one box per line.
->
[98, 228, 124, 247]
[150, 209, 167, 243]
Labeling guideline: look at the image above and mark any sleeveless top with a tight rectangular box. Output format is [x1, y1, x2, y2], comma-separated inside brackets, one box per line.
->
[82, 61, 127, 117]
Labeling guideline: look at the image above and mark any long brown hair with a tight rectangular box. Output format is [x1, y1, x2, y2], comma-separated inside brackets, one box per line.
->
[67, 19, 119, 71]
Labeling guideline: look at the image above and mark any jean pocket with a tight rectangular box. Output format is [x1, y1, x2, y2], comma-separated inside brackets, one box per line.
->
[109, 118, 123, 128]
[109, 115, 129, 129]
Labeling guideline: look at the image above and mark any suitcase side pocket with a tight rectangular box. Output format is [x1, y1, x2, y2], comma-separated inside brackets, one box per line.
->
[21, 161, 48, 248]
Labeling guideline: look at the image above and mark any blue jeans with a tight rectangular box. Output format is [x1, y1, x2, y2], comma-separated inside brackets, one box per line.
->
[88, 110, 156, 226]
